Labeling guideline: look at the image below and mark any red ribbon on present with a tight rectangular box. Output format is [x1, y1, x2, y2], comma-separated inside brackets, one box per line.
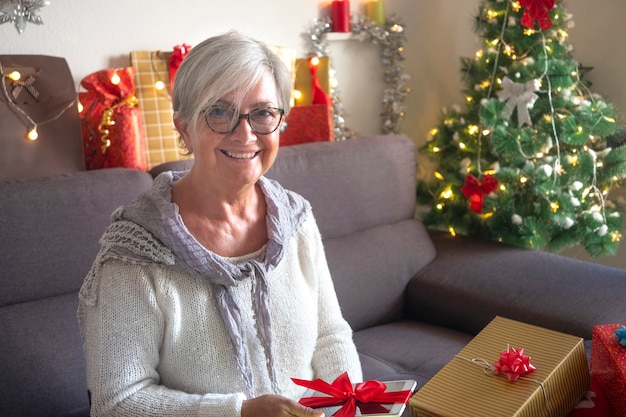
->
[308, 57, 332, 106]
[493, 346, 537, 382]
[292, 372, 412, 417]
[520, 0, 556, 30]
[461, 173, 498, 214]
[168, 43, 192, 91]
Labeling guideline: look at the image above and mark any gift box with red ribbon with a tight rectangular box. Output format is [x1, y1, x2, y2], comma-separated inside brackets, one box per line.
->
[79, 67, 146, 171]
[590, 324, 626, 417]
[410, 316, 589, 417]
[293, 372, 415, 417]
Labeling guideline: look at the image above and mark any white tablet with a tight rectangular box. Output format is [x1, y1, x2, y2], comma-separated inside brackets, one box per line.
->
[301, 379, 417, 417]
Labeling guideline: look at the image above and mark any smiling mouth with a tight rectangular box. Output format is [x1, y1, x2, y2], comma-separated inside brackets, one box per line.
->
[221, 150, 260, 159]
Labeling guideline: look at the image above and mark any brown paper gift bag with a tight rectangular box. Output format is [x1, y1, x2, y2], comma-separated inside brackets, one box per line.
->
[0, 55, 84, 181]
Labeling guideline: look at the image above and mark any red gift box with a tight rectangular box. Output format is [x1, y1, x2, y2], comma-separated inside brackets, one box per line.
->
[567, 373, 615, 417]
[79, 67, 146, 171]
[591, 324, 626, 417]
[280, 104, 333, 146]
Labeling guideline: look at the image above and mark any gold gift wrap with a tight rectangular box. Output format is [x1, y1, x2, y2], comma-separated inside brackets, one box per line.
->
[409, 316, 589, 417]
[130, 50, 188, 169]
[293, 56, 331, 106]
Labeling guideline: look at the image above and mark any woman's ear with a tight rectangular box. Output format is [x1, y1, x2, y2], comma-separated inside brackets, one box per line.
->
[174, 118, 192, 153]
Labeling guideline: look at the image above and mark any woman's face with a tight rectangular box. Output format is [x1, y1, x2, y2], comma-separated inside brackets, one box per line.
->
[176, 71, 282, 190]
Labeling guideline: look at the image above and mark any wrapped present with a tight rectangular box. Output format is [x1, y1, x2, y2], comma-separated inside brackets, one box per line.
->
[294, 56, 331, 106]
[280, 104, 333, 146]
[567, 373, 615, 417]
[130, 49, 190, 169]
[590, 324, 626, 417]
[293, 372, 415, 417]
[410, 316, 590, 417]
[79, 67, 146, 171]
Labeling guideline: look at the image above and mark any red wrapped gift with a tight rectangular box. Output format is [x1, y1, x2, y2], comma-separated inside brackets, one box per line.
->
[591, 324, 626, 417]
[280, 104, 333, 146]
[568, 373, 615, 417]
[79, 67, 146, 171]
[292, 372, 415, 417]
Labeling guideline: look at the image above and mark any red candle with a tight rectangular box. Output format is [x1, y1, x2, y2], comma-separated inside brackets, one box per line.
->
[331, 0, 351, 32]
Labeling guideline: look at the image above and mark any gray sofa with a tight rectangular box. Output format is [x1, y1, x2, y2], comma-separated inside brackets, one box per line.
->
[2, 134, 626, 417]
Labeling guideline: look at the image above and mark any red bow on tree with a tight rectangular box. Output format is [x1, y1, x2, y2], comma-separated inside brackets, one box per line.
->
[461, 173, 498, 214]
[520, 0, 556, 30]
[292, 372, 413, 417]
[493, 346, 537, 382]
[168, 43, 192, 91]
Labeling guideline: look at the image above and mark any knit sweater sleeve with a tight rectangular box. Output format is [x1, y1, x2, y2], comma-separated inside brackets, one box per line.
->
[304, 214, 364, 383]
[81, 260, 245, 417]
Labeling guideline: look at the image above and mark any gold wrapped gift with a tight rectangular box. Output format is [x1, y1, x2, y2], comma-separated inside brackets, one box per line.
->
[293, 56, 331, 107]
[130, 50, 187, 169]
[410, 316, 589, 417]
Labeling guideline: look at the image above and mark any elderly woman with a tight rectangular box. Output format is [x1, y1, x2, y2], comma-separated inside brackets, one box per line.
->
[78, 30, 362, 417]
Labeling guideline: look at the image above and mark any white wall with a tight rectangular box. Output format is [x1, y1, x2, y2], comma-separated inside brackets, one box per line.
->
[3, 0, 626, 267]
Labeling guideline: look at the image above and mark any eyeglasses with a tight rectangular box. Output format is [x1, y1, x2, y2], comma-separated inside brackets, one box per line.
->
[203, 105, 285, 135]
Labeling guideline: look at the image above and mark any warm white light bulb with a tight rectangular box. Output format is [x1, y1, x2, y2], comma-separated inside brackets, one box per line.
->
[7, 70, 21, 81]
[155, 80, 166, 90]
[26, 127, 38, 141]
[110, 72, 121, 85]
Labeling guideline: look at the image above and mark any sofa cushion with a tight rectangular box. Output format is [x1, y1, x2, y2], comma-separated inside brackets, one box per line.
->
[0, 168, 153, 417]
[325, 219, 435, 331]
[353, 321, 471, 388]
[266, 135, 419, 240]
[0, 293, 89, 417]
[0, 168, 153, 307]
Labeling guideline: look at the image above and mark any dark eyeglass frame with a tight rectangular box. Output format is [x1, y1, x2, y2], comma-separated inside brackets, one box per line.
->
[202, 106, 285, 135]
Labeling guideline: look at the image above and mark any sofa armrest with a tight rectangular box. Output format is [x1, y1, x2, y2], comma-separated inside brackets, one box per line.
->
[405, 230, 626, 340]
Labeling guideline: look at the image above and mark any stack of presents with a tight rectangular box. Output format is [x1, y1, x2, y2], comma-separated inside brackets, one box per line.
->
[292, 317, 626, 417]
[408, 317, 626, 417]
[80, 44, 334, 172]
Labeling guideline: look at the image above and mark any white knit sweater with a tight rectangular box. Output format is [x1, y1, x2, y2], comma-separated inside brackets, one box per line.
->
[79, 213, 362, 417]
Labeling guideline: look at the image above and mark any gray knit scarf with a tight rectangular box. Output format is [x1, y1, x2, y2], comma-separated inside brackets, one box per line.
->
[85, 171, 310, 397]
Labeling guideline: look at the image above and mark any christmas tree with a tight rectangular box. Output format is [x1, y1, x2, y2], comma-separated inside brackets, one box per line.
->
[417, 0, 626, 257]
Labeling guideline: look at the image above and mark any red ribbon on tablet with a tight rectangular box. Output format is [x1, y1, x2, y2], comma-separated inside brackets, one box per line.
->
[292, 372, 413, 417]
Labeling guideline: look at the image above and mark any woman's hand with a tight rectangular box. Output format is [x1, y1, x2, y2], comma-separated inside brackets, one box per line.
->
[241, 394, 324, 417]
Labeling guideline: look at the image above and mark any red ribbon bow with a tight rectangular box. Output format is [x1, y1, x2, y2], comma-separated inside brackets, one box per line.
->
[493, 346, 537, 382]
[292, 372, 412, 417]
[461, 173, 498, 214]
[520, 0, 556, 30]
[168, 43, 192, 91]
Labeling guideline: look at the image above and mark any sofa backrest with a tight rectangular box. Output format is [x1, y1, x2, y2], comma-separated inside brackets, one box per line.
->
[0, 168, 153, 417]
[266, 135, 437, 330]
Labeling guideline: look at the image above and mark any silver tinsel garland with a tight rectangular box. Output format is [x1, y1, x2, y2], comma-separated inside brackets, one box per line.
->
[302, 13, 410, 141]
[0, 0, 49, 34]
